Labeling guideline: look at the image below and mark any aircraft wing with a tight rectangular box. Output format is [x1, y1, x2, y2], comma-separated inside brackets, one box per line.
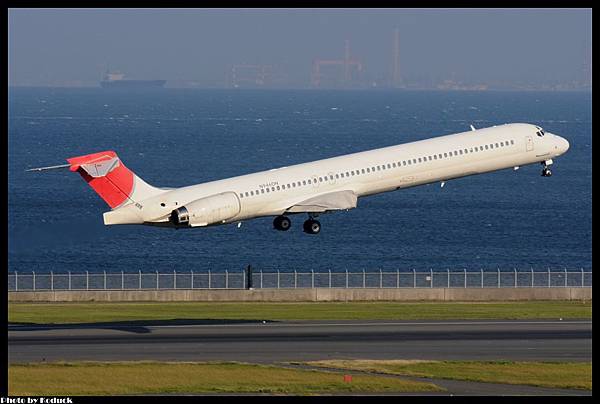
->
[285, 190, 358, 213]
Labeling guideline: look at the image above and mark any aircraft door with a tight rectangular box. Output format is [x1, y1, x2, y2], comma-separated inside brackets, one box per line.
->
[525, 136, 534, 152]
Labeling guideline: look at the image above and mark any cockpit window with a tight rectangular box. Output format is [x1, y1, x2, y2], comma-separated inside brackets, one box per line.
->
[535, 126, 545, 137]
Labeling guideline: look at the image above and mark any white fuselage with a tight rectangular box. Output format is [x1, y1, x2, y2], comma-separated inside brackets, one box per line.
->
[103, 123, 570, 227]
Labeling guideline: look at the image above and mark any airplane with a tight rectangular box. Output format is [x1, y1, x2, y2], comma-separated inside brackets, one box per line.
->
[27, 123, 569, 234]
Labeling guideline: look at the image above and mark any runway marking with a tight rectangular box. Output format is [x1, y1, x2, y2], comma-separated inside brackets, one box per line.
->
[8, 320, 591, 331]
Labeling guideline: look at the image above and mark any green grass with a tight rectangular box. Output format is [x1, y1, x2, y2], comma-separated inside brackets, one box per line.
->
[8, 361, 442, 395]
[8, 301, 591, 324]
[302, 360, 592, 390]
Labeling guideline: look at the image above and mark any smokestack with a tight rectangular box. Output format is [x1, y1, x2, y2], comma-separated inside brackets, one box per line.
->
[392, 28, 401, 88]
[344, 39, 351, 83]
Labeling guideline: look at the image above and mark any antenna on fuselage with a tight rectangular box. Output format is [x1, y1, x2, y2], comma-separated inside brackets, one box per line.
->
[470, 125, 476, 131]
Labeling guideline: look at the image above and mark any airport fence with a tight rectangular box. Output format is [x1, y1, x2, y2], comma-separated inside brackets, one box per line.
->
[7, 268, 592, 291]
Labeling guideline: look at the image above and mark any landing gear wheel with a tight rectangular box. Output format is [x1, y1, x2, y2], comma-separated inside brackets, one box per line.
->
[303, 219, 321, 234]
[541, 168, 552, 177]
[273, 216, 291, 231]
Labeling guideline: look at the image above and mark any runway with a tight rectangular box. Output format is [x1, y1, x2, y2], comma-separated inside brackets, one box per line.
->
[8, 319, 591, 364]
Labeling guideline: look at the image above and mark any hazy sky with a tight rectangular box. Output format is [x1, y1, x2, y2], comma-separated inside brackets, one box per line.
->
[8, 8, 592, 87]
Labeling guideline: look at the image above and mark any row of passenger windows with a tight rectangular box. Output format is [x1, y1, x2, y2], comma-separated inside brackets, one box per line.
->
[238, 139, 516, 199]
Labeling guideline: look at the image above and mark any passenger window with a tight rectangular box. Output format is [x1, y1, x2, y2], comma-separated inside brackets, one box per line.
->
[361, 169, 365, 174]
[408, 160, 412, 165]
[366, 168, 371, 173]
[485, 145, 488, 150]
[240, 193, 243, 198]
[329, 175, 333, 180]
[245, 192, 249, 197]
[402, 161, 406, 166]
[511, 140, 514, 145]
[454, 151, 458, 156]
[434, 155, 438, 160]
[250, 191, 254, 196]
[495, 143, 499, 148]
[271, 187, 275, 192]
[387, 163, 391, 169]
[418, 158, 422, 163]
[266, 188, 270, 193]
[459, 150, 463, 155]
[304, 180, 308, 185]
[261, 189, 265, 194]
[412, 159, 417, 164]
[276, 186, 280, 191]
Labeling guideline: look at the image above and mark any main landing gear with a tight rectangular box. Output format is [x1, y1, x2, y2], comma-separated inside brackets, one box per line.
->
[273, 214, 321, 234]
[303, 215, 321, 235]
[541, 159, 553, 177]
[273, 215, 291, 231]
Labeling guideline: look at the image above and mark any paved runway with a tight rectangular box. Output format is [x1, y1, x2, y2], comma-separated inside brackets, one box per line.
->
[8, 319, 591, 364]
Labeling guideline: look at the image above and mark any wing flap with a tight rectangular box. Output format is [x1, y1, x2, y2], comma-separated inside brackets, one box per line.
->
[286, 190, 357, 213]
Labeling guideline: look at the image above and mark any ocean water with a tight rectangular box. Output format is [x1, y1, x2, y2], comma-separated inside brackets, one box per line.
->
[8, 88, 592, 274]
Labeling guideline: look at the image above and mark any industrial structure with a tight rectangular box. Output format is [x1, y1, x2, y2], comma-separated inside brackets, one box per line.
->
[391, 28, 403, 88]
[311, 40, 363, 88]
[230, 64, 272, 88]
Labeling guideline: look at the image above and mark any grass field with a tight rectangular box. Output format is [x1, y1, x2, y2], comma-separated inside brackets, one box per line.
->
[8, 301, 591, 324]
[8, 361, 442, 395]
[301, 360, 592, 390]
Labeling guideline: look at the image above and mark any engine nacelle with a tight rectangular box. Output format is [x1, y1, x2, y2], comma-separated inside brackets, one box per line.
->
[169, 192, 241, 227]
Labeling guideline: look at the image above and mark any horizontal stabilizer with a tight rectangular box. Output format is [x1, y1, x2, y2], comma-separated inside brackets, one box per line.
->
[26, 163, 71, 172]
[286, 190, 357, 213]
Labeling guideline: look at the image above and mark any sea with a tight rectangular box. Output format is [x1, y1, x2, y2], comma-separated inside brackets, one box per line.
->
[7, 88, 592, 274]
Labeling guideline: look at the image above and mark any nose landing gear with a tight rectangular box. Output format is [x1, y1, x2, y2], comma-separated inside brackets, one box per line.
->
[541, 159, 553, 177]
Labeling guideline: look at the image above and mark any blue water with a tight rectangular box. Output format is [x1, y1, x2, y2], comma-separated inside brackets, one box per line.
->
[8, 88, 592, 274]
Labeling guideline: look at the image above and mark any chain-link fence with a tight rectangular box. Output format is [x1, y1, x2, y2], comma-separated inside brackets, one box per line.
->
[7, 269, 592, 291]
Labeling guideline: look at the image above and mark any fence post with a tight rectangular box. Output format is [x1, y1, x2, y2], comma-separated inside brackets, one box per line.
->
[311, 269, 314, 289]
[363, 269, 366, 288]
[548, 268, 551, 288]
[86, 271, 89, 291]
[104, 271, 107, 290]
[191, 270, 194, 289]
[225, 270, 228, 289]
[328, 269, 331, 288]
[121, 270, 124, 290]
[581, 268, 584, 287]
[396, 269, 400, 289]
[464, 268, 467, 288]
[564, 268, 567, 287]
[514, 268, 517, 288]
[413, 269, 416, 288]
[260, 269, 263, 289]
[69, 271, 71, 290]
[295, 270, 298, 289]
[430, 268, 433, 288]
[531, 268, 533, 288]
[51, 271, 54, 291]
[156, 270, 159, 290]
[174, 270, 177, 289]
[277, 269, 280, 289]
[33, 271, 36, 291]
[380, 269, 383, 288]
[138, 270, 142, 290]
[497, 268, 500, 288]
[209, 269, 212, 289]
[481, 269, 483, 288]
[447, 269, 450, 288]
[15, 271, 18, 291]
[345, 269, 348, 289]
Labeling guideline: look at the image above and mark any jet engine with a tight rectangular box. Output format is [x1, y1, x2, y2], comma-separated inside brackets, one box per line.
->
[169, 192, 241, 227]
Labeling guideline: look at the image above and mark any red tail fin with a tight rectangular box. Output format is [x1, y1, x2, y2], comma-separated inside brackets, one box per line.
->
[67, 151, 134, 209]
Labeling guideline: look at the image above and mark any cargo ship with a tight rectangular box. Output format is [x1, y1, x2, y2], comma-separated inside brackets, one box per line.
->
[100, 72, 166, 89]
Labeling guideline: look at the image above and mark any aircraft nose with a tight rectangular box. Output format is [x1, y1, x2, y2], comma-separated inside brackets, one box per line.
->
[557, 136, 570, 154]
